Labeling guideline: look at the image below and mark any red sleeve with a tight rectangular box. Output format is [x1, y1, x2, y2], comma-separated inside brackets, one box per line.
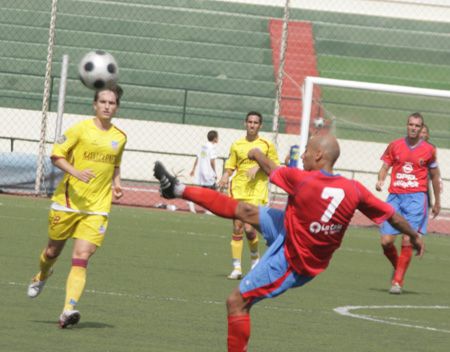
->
[380, 142, 393, 166]
[355, 181, 395, 224]
[269, 166, 305, 195]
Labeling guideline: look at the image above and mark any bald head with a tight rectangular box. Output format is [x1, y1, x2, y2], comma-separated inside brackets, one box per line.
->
[302, 134, 340, 171]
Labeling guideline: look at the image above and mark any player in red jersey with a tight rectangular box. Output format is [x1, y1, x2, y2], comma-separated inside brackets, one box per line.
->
[154, 134, 424, 352]
[376, 113, 441, 294]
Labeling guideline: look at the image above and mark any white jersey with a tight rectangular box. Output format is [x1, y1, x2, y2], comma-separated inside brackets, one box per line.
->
[196, 141, 217, 186]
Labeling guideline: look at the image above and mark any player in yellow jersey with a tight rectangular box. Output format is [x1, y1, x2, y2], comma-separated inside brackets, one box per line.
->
[27, 85, 127, 328]
[218, 111, 280, 279]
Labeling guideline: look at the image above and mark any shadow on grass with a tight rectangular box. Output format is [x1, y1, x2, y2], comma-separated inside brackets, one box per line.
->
[31, 320, 114, 329]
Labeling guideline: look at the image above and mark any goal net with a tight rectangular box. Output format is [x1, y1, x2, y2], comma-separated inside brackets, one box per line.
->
[299, 77, 450, 215]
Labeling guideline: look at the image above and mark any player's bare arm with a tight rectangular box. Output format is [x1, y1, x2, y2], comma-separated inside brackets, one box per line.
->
[113, 167, 123, 199]
[190, 157, 198, 177]
[376, 163, 390, 191]
[248, 148, 278, 176]
[429, 167, 441, 218]
[387, 212, 425, 257]
[218, 168, 233, 190]
[52, 157, 95, 183]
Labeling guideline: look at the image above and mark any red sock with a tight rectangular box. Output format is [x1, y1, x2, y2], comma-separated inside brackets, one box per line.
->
[393, 245, 413, 285]
[383, 244, 398, 268]
[182, 186, 238, 218]
[228, 315, 251, 352]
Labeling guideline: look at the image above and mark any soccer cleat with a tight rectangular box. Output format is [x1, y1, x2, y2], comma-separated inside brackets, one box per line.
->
[251, 257, 260, 270]
[227, 268, 242, 280]
[389, 282, 402, 294]
[27, 270, 53, 298]
[153, 161, 179, 199]
[59, 310, 81, 329]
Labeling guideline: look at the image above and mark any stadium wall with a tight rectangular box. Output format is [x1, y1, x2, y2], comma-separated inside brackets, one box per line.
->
[225, 0, 450, 22]
[1, 107, 449, 209]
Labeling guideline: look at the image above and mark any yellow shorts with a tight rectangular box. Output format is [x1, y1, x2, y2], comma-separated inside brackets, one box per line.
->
[48, 209, 109, 247]
[235, 198, 267, 206]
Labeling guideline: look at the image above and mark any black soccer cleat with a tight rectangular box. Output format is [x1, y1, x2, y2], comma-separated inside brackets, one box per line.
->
[153, 161, 178, 199]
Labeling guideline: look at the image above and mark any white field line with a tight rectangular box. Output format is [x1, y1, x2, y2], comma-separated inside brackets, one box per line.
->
[5, 281, 301, 313]
[334, 305, 450, 333]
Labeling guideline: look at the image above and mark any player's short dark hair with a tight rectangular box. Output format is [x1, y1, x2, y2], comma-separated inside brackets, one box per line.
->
[246, 111, 263, 124]
[94, 84, 123, 106]
[207, 130, 218, 142]
[408, 112, 424, 125]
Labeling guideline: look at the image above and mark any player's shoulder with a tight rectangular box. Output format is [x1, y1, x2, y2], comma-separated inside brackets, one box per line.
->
[257, 136, 274, 146]
[420, 140, 436, 151]
[112, 124, 127, 140]
[390, 137, 405, 147]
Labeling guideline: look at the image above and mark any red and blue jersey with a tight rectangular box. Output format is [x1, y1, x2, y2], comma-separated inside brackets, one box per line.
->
[270, 167, 394, 276]
[381, 138, 437, 194]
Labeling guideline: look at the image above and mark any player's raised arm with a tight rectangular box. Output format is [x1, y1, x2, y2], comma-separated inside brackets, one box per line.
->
[248, 148, 279, 176]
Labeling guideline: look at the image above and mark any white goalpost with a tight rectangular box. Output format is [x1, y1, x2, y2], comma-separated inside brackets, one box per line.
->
[299, 76, 450, 210]
[300, 76, 450, 160]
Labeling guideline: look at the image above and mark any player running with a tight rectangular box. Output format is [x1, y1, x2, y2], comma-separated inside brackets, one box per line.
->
[27, 86, 127, 328]
[154, 134, 424, 352]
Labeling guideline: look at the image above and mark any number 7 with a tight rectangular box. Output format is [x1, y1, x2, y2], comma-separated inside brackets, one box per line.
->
[320, 187, 345, 222]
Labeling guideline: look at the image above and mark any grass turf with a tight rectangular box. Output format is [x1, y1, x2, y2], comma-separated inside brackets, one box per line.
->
[0, 194, 449, 351]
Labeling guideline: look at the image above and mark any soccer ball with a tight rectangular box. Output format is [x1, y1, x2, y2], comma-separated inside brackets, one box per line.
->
[78, 50, 119, 90]
[313, 117, 325, 129]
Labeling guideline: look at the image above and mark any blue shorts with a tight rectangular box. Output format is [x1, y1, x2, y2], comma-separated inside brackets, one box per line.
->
[239, 207, 314, 306]
[380, 193, 428, 235]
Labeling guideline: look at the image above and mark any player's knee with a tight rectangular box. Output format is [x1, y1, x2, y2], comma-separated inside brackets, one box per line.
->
[380, 236, 395, 247]
[236, 203, 258, 224]
[226, 289, 245, 315]
[45, 247, 61, 259]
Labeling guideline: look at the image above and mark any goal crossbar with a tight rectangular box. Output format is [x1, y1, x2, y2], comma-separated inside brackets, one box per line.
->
[299, 76, 450, 166]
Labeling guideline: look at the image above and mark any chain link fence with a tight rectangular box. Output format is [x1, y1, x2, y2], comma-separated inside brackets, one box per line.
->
[0, 1, 449, 227]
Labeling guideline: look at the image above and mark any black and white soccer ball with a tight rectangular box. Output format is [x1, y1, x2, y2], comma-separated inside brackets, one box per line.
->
[78, 50, 119, 90]
[313, 117, 325, 129]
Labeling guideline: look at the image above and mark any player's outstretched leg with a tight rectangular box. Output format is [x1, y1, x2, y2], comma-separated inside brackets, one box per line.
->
[153, 161, 184, 199]
[59, 309, 81, 329]
[153, 161, 242, 220]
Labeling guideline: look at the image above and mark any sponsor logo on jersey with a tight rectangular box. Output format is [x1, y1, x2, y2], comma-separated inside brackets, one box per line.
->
[402, 162, 413, 174]
[309, 221, 343, 235]
[83, 151, 117, 164]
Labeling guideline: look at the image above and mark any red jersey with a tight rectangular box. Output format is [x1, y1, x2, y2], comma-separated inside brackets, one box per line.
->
[270, 167, 394, 276]
[381, 138, 437, 194]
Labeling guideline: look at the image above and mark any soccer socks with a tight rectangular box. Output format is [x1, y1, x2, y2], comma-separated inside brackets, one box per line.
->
[228, 314, 251, 352]
[393, 245, 413, 286]
[382, 244, 398, 269]
[63, 259, 88, 311]
[182, 186, 238, 218]
[246, 231, 259, 262]
[231, 235, 244, 270]
[36, 249, 58, 281]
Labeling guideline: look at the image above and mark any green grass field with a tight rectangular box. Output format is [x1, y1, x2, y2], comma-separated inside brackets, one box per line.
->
[1, 194, 449, 352]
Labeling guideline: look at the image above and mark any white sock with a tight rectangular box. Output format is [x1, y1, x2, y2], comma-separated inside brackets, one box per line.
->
[174, 182, 185, 197]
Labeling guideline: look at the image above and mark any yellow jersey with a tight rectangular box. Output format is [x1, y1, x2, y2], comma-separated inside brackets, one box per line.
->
[51, 118, 127, 214]
[225, 136, 279, 204]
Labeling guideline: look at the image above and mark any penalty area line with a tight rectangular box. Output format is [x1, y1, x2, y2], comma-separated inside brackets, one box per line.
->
[334, 305, 450, 333]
